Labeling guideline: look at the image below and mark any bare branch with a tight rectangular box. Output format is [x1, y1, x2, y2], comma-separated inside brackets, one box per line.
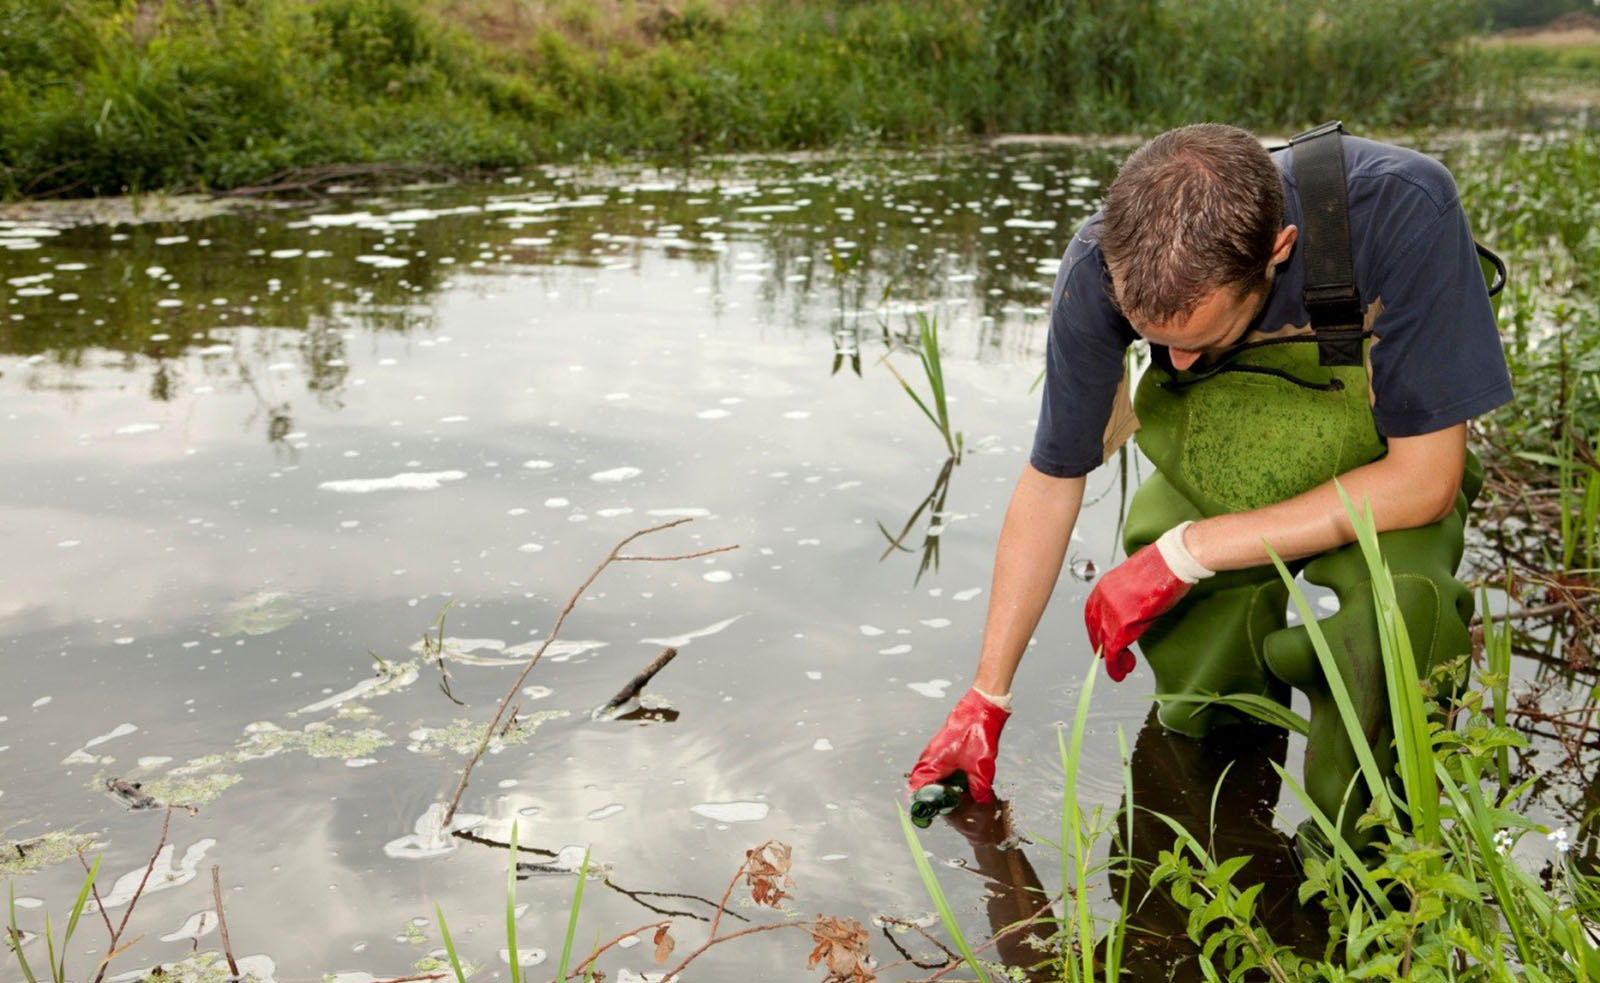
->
[442, 519, 737, 825]
[212, 864, 240, 978]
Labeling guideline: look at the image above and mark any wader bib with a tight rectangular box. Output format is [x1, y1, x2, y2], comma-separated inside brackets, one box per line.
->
[1117, 124, 1481, 844]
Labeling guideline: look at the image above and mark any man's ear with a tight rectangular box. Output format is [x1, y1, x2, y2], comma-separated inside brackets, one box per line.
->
[1271, 225, 1298, 266]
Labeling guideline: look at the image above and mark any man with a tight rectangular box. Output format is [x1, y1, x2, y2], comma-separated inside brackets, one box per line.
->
[908, 123, 1510, 841]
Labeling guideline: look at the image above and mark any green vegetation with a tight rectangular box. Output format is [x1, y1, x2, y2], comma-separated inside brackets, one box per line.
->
[910, 499, 1600, 981]
[6, 863, 97, 983]
[2, 0, 1498, 198]
[1460, 131, 1600, 581]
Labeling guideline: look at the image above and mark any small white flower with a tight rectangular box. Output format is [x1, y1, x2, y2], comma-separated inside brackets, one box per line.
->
[1493, 829, 1514, 855]
[1547, 828, 1571, 854]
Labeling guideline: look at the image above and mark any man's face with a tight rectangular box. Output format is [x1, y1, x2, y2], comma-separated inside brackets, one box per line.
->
[1134, 282, 1269, 371]
[1116, 224, 1298, 371]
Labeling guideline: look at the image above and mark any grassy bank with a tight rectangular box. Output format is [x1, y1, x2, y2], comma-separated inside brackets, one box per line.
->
[0, 0, 1498, 198]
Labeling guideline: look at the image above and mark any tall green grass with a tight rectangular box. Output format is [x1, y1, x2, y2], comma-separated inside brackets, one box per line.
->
[2, 0, 1502, 198]
[903, 494, 1600, 980]
[6, 861, 99, 983]
[1458, 130, 1600, 579]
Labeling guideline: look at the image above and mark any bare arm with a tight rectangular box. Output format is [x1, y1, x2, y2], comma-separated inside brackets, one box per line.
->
[971, 465, 1086, 696]
[1185, 424, 1467, 572]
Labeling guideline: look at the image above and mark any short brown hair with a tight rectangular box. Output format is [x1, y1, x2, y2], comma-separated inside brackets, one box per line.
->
[1098, 123, 1284, 326]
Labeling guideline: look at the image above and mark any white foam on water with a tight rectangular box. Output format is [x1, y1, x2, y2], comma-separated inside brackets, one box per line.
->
[293, 663, 418, 714]
[641, 614, 743, 648]
[604, 392, 630, 400]
[819, 854, 848, 863]
[346, 758, 378, 768]
[523, 685, 553, 700]
[319, 471, 466, 493]
[812, 738, 833, 751]
[701, 570, 733, 583]
[270, 249, 304, 259]
[586, 804, 625, 821]
[920, 618, 952, 629]
[879, 645, 912, 655]
[697, 409, 730, 419]
[115, 423, 160, 435]
[32, 696, 51, 708]
[591, 466, 642, 483]
[356, 254, 409, 269]
[1003, 218, 1056, 230]
[859, 625, 884, 636]
[518, 543, 545, 553]
[154, 235, 189, 245]
[545, 497, 570, 508]
[12, 897, 42, 909]
[159, 910, 218, 943]
[95, 839, 216, 910]
[953, 587, 983, 601]
[690, 801, 768, 823]
[646, 507, 710, 518]
[596, 507, 634, 518]
[907, 679, 952, 699]
[383, 803, 484, 860]
[505, 638, 608, 663]
[806, 671, 822, 680]
[84, 723, 137, 748]
[138, 756, 173, 768]
[783, 411, 812, 419]
[501, 948, 548, 967]
[438, 415, 469, 423]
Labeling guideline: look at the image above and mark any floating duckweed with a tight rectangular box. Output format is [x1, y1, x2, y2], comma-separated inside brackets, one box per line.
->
[169, 753, 229, 776]
[140, 772, 243, 807]
[241, 721, 392, 759]
[137, 951, 275, 983]
[211, 590, 304, 637]
[406, 710, 568, 755]
[0, 830, 98, 875]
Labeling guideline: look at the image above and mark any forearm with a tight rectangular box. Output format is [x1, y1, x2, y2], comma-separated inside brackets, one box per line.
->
[1185, 425, 1467, 572]
[972, 466, 1085, 695]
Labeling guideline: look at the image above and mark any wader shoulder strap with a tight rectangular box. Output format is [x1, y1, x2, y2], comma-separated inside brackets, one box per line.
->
[1289, 120, 1365, 368]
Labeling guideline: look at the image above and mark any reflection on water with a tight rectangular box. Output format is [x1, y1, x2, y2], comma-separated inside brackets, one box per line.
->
[3, 143, 1590, 980]
[3, 145, 1132, 980]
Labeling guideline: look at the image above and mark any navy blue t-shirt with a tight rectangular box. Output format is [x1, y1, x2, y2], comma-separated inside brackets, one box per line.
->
[1030, 136, 1513, 478]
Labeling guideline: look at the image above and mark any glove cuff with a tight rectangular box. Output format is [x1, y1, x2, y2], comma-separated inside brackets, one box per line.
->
[1156, 521, 1215, 584]
[971, 686, 1013, 713]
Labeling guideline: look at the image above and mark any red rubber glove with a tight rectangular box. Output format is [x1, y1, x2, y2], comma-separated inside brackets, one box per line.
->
[1084, 523, 1210, 681]
[908, 688, 1011, 803]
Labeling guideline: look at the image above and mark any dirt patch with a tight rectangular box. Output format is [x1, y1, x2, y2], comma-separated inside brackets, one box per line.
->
[439, 0, 754, 52]
[0, 193, 269, 228]
[1484, 11, 1600, 47]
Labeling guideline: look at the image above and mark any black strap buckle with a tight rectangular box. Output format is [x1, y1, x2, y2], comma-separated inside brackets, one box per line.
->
[1304, 283, 1363, 329]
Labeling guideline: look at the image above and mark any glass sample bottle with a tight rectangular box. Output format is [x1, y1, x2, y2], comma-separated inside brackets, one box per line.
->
[909, 770, 969, 828]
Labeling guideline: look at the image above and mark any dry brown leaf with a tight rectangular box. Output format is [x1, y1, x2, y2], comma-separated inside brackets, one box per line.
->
[806, 915, 873, 983]
[652, 924, 676, 964]
[744, 841, 795, 909]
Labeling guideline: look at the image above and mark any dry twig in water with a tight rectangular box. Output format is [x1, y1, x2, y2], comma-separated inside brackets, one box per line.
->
[211, 864, 240, 978]
[443, 518, 736, 825]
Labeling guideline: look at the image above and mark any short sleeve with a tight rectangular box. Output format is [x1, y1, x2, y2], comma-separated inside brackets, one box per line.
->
[1029, 226, 1134, 477]
[1358, 172, 1512, 437]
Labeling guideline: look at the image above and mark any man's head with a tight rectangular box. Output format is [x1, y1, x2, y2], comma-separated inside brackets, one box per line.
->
[1098, 123, 1297, 369]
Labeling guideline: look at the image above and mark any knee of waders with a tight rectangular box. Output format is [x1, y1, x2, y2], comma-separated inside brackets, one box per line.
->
[1144, 576, 1292, 738]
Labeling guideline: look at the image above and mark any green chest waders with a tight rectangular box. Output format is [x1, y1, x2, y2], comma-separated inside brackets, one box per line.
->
[1121, 338, 1479, 847]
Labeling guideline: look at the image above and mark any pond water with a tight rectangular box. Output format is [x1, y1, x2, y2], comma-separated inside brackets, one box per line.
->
[0, 143, 1586, 982]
